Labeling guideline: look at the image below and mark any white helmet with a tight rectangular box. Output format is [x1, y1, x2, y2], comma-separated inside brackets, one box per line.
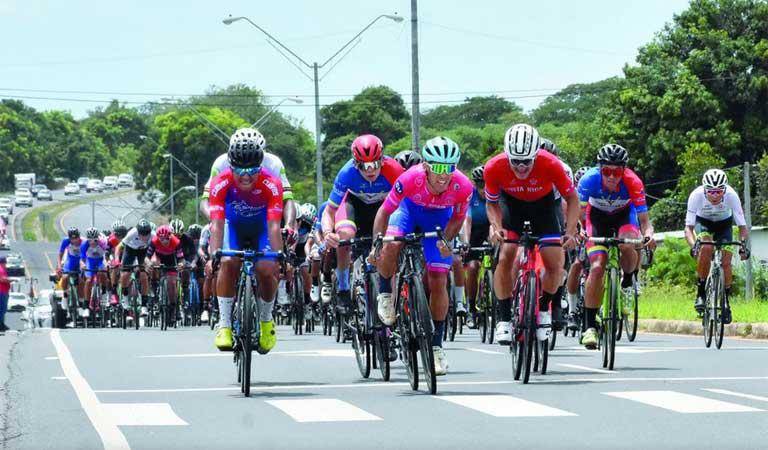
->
[299, 203, 317, 222]
[504, 124, 540, 162]
[702, 169, 728, 190]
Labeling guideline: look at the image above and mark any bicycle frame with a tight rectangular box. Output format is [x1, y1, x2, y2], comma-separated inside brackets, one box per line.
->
[699, 240, 742, 349]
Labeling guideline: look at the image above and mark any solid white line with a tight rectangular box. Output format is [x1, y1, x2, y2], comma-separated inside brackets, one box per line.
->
[604, 390, 763, 413]
[267, 399, 382, 423]
[466, 348, 504, 355]
[703, 389, 768, 403]
[439, 395, 576, 417]
[51, 376, 67, 380]
[557, 363, 616, 374]
[50, 329, 131, 450]
[44, 356, 59, 360]
[92, 376, 768, 394]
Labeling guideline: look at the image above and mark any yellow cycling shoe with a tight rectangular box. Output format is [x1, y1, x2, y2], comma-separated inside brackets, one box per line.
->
[257, 320, 277, 354]
[215, 327, 234, 351]
[581, 327, 598, 350]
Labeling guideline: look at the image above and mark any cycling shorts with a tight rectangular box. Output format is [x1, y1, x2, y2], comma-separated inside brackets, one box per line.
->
[62, 255, 81, 273]
[465, 224, 490, 262]
[695, 216, 733, 243]
[335, 193, 381, 237]
[84, 258, 104, 278]
[223, 217, 276, 258]
[554, 198, 565, 233]
[585, 205, 640, 259]
[499, 191, 561, 248]
[386, 197, 453, 273]
[121, 247, 147, 269]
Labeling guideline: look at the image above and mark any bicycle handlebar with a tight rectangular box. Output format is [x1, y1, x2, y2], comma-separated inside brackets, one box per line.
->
[588, 237, 644, 246]
[338, 236, 373, 247]
[215, 249, 285, 261]
[698, 240, 745, 248]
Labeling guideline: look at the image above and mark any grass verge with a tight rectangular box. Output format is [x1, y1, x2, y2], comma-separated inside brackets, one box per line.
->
[640, 283, 768, 323]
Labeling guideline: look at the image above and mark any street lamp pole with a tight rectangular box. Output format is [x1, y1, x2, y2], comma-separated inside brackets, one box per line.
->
[169, 155, 174, 218]
[410, 0, 421, 152]
[163, 153, 200, 224]
[223, 14, 404, 205]
[252, 97, 304, 128]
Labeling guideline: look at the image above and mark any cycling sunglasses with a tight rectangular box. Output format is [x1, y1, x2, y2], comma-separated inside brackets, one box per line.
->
[427, 162, 457, 175]
[355, 160, 382, 171]
[231, 165, 261, 177]
[706, 188, 725, 196]
[509, 158, 534, 168]
[600, 166, 625, 178]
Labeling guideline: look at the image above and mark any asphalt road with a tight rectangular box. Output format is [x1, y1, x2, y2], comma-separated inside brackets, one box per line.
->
[5, 325, 768, 450]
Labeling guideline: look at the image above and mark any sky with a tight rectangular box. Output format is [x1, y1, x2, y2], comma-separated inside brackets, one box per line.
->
[0, 0, 692, 131]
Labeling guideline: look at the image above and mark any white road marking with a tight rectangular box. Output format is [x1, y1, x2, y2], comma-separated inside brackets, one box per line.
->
[102, 403, 188, 426]
[703, 389, 768, 403]
[604, 390, 763, 413]
[138, 349, 355, 358]
[466, 348, 504, 355]
[557, 363, 616, 374]
[50, 329, 131, 450]
[439, 395, 576, 417]
[267, 399, 382, 423]
[44, 356, 59, 360]
[93, 376, 768, 394]
[560, 345, 768, 352]
[51, 376, 67, 380]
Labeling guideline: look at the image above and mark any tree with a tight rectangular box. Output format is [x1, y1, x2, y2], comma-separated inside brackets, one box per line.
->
[421, 96, 522, 129]
[531, 78, 624, 125]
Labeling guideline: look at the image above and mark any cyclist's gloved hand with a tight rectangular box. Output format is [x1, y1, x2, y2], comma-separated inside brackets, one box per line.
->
[690, 241, 700, 259]
[739, 240, 750, 260]
[325, 232, 340, 249]
[282, 227, 297, 247]
[561, 234, 577, 250]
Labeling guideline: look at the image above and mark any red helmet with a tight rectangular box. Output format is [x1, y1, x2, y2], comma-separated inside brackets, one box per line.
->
[156, 225, 172, 239]
[351, 134, 383, 162]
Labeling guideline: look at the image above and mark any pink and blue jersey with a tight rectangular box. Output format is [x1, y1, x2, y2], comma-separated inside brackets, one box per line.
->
[383, 165, 473, 272]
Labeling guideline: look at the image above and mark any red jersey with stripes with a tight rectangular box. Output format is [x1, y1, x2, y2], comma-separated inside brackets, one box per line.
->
[146, 235, 184, 259]
[483, 150, 574, 203]
[382, 165, 473, 220]
[208, 168, 283, 222]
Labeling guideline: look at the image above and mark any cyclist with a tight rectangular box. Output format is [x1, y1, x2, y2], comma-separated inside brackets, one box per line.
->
[106, 220, 128, 305]
[115, 219, 153, 314]
[565, 166, 591, 330]
[578, 144, 655, 349]
[293, 203, 317, 318]
[146, 224, 185, 317]
[80, 227, 109, 312]
[170, 218, 196, 309]
[462, 166, 490, 329]
[308, 201, 329, 304]
[187, 223, 205, 318]
[200, 127, 297, 231]
[373, 136, 473, 376]
[322, 134, 404, 313]
[685, 169, 749, 323]
[485, 124, 579, 345]
[199, 223, 217, 320]
[58, 227, 84, 307]
[207, 129, 284, 352]
[394, 150, 423, 171]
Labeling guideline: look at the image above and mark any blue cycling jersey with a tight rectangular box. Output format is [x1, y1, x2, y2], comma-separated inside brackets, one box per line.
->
[469, 188, 489, 227]
[327, 157, 402, 207]
[59, 238, 81, 258]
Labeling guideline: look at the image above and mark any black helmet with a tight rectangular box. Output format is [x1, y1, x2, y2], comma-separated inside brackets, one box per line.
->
[85, 227, 99, 239]
[540, 138, 558, 156]
[597, 144, 629, 165]
[471, 166, 485, 183]
[136, 219, 152, 236]
[187, 224, 203, 240]
[394, 150, 423, 170]
[67, 227, 80, 239]
[113, 224, 128, 238]
[574, 166, 590, 184]
[228, 128, 266, 168]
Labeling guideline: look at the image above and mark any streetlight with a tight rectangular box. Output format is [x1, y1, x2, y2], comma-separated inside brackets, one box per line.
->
[162, 153, 200, 224]
[223, 13, 404, 206]
[141, 186, 196, 220]
[252, 97, 303, 128]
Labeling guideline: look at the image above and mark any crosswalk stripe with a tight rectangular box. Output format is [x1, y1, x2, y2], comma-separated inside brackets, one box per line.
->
[438, 395, 577, 417]
[266, 399, 382, 423]
[604, 390, 764, 413]
[557, 363, 615, 374]
[102, 403, 188, 426]
[703, 389, 768, 403]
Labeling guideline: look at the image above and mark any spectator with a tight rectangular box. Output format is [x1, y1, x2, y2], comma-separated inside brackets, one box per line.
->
[0, 256, 9, 332]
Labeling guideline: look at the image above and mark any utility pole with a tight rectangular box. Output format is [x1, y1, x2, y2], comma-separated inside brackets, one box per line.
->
[410, 0, 421, 152]
[314, 63, 323, 206]
[169, 155, 174, 218]
[744, 162, 753, 300]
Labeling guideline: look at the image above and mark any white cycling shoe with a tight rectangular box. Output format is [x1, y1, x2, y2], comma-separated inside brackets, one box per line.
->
[537, 311, 552, 341]
[310, 285, 320, 303]
[377, 293, 396, 326]
[433, 346, 448, 376]
[455, 301, 467, 316]
[320, 283, 332, 304]
[495, 321, 512, 345]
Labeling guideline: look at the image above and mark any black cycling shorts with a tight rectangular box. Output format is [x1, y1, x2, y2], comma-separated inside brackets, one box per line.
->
[499, 191, 561, 248]
[335, 194, 381, 237]
[121, 247, 147, 269]
[695, 216, 733, 242]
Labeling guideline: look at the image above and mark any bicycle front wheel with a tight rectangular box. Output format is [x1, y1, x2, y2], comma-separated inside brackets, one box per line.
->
[521, 275, 536, 384]
[714, 270, 725, 349]
[624, 277, 639, 342]
[606, 268, 619, 370]
[240, 277, 254, 397]
[412, 277, 436, 395]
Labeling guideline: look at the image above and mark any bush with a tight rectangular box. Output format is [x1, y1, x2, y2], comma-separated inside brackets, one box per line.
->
[646, 237, 697, 286]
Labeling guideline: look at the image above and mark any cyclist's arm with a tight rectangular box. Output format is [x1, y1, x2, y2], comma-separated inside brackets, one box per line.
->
[268, 219, 283, 253]
[738, 225, 749, 242]
[444, 216, 464, 242]
[114, 242, 124, 263]
[684, 225, 697, 247]
[372, 204, 393, 239]
[486, 203, 503, 237]
[283, 199, 297, 230]
[462, 214, 472, 245]
[563, 191, 580, 237]
[200, 198, 210, 221]
[209, 219, 223, 257]
[321, 204, 337, 237]
[638, 211, 654, 239]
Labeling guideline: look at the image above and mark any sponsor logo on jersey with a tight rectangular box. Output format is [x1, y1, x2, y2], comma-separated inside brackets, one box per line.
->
[211, 178, 229, 197]
[394, 181, 404, 194]
[231, 200, 266, 218]
[263, 178, 279, 196]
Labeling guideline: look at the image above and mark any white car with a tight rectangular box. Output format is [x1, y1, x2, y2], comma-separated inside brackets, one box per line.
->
[0, 234, 9, 250]
[37, 188, 53, 201]
[64, 182, 80, 195]
[14, 190, 33, 207]
[0, 197, 13, 215]
[86, 179, 103, 193]
[77, 177, 89, 189]
[8, 292, 30, 312]
[103, 176, 118, 190]
[118, 173, 134, 188]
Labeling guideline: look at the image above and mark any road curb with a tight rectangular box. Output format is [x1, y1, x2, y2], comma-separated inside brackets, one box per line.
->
[639, 319, 768, 339]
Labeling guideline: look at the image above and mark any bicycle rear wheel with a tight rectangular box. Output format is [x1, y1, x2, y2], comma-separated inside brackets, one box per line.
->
[488, 270, 497, 345]
[714, 271, 725, 349]
[159, 279, 168, 331]
[397, 285, 418, 391]
[624, 277, 639, 342]
[373, 327, 391, 381]
[240, 277, 254, 397]
[703, 277, 714, 347]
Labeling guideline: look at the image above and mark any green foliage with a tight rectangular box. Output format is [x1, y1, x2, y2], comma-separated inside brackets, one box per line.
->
[649, 196, 687, 232]
[421, 96, 521, 129]
[532, 78, 624, 125]
[646, 238, 698, 286]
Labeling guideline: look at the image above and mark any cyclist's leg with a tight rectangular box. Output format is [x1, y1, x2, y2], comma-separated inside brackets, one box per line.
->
[695, 220, 715, 310]
[451, 255, 467, 315]
[617, 208, 641, 288]
[465, 259, 480, 314]
[376, 199, 411, 325]
[333, 194, 357, 310]
[714, 219, 735, 323]
[215, 219, 244, 348]
[582, 206, 611, 347]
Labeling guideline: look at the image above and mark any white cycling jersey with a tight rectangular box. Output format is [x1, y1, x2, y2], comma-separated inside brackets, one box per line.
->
[121, 227, 154, 250]
[685, 185, 746, 226]
[553, 160, 574, 201]
[202, 152, 292, 200]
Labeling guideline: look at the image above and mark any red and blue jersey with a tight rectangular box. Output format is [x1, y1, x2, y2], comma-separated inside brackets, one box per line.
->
[209, 168, 283, 223]
[328, 157, 403, 207]
[577, 167, 647, 214]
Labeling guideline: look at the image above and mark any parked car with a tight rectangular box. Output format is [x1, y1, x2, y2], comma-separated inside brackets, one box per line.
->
[64, 182, 80, 196]
[118, 173, 134, 188]
[14, 190, 33, 207]
[77, 177, 90, 189]
[8, 292, 30, 312]
[0, 207, 9, 223]
[0, 197, 13, 215]
[86, 179, 103, 193]
[30, 184, 47, 197]
[6, 253, 26, 277]
[37, 188, 53, 201]
[103, 176, 118, 190]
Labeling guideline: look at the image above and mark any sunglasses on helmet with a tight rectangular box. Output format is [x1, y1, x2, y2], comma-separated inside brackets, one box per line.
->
[600, 166, 625, 178]
[231, 165, 261, 177]
[355, 160, 382, 171]
[427, 162, 457, 175]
